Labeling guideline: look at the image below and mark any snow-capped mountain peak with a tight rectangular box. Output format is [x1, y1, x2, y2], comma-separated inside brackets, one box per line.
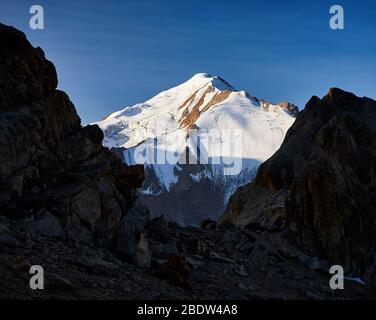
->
[96, 73, 268, 149]
[95, 74, 298, 226]
[98, 72, 236, 148]
[172, 73, 235, 91]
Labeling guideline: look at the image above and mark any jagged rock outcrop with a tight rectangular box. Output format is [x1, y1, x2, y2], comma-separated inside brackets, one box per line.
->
[0, 23, 144, 246]
[221, 88, 376, 281]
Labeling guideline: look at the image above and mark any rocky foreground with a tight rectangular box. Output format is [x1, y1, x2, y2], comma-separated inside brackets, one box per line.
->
[0, 23, 375, 299]
[1, 215, 374, 299]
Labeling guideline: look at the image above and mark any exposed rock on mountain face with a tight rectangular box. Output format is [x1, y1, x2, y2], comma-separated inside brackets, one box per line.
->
[221, 88, 376, 281]
[0, 23, 144, 246]
[260, 100, 299, 117]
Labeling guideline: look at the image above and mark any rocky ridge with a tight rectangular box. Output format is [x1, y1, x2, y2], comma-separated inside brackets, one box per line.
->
[221, 88, 376, 283]
[0, 23, 144, 253]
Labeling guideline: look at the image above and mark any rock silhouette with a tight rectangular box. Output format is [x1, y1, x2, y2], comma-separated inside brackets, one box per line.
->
[0, 23, 144, 246]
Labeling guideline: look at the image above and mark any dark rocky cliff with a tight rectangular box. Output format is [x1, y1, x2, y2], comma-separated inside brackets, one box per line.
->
[221, 88, 376, 282]
[0, 23, 144, 246]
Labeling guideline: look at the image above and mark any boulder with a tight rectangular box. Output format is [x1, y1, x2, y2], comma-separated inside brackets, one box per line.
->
[133, 233, 152, 268]
[26, 213, 64, 238]
[71, 188, 101, 231]
[155, 254, 191, 289]
[145, 216, 171, 243]
[116, 202, 149, 257]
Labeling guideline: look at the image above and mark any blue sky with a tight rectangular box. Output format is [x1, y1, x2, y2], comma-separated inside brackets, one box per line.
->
[1, 0, 375, 123]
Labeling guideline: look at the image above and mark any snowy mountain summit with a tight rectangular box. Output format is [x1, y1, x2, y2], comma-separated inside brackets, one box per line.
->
[95, 73, 298, 225]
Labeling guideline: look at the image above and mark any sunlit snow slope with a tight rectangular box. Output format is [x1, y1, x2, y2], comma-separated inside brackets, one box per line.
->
[95, 73, 298, 225]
